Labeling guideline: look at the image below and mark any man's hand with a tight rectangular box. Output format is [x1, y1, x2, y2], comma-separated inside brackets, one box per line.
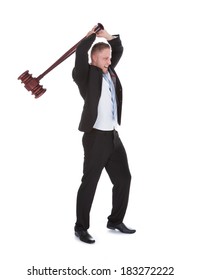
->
[86, 25, 115, 41]
[86, 25, 97, 37]
[96, 29, 115, 41]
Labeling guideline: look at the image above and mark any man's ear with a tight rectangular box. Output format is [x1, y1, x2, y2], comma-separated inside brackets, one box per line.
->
[91, 53, 97, 65]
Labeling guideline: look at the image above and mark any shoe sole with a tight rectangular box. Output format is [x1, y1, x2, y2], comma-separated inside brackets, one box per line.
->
[107, 225, 136, 234]
[107, 225, 116, 230]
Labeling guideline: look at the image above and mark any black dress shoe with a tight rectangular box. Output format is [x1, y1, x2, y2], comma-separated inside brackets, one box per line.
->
[75, 229, 95, 244]
[107, 222, 136, 234]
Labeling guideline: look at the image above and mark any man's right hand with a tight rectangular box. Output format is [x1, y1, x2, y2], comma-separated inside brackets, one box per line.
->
[86, 25, 98, 37]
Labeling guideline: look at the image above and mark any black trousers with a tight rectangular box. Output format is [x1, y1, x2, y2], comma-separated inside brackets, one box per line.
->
[75, 129, 131, 231]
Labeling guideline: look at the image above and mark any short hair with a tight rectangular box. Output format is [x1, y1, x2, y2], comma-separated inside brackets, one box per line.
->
[91, 42, 110, 55]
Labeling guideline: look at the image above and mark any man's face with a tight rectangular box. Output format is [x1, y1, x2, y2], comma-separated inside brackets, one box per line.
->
[91, 48, 111, 73]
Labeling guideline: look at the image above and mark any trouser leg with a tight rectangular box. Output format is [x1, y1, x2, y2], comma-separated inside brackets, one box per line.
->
[75, 130, 113, 231]
[106, 131, 131, 225]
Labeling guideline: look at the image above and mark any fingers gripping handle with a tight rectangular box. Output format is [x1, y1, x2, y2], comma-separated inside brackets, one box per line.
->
[94, 23, 104, 33]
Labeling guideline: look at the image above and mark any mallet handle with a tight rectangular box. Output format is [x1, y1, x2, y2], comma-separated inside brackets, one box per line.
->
[37, 23, 104, 80]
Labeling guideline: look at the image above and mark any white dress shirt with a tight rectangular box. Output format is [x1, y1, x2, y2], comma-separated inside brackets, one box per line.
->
[93, 72, 118, 131]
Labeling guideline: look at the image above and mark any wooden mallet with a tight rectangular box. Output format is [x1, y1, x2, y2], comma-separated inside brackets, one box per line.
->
[18, 23, 104, 98]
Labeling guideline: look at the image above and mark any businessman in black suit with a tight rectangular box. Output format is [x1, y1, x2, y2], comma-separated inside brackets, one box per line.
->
[72, 25, 136, 244]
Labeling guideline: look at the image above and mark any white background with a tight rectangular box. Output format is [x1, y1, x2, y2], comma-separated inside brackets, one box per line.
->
[0, 0, 201, 279]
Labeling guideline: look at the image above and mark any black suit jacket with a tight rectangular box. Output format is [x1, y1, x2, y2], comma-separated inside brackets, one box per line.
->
[72, 33, 123, 132]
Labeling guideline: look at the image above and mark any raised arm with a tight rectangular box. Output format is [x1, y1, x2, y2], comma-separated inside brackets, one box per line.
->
[96, 28, 124, 68]
[72, 32, 96, 84]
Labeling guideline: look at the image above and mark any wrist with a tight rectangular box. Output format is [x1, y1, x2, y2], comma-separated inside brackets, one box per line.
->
[107, 35, 118, 41]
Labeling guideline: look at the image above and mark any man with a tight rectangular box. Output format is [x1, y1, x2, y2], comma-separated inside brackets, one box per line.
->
[72, 25, 135, 244]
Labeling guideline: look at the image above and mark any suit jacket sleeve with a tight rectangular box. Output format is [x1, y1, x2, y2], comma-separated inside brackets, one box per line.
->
[108, 35, 124, 69]
[72, 33, 96, 95]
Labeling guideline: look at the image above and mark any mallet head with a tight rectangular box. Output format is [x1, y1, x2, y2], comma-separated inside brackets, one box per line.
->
[18, 70, 46, 98]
